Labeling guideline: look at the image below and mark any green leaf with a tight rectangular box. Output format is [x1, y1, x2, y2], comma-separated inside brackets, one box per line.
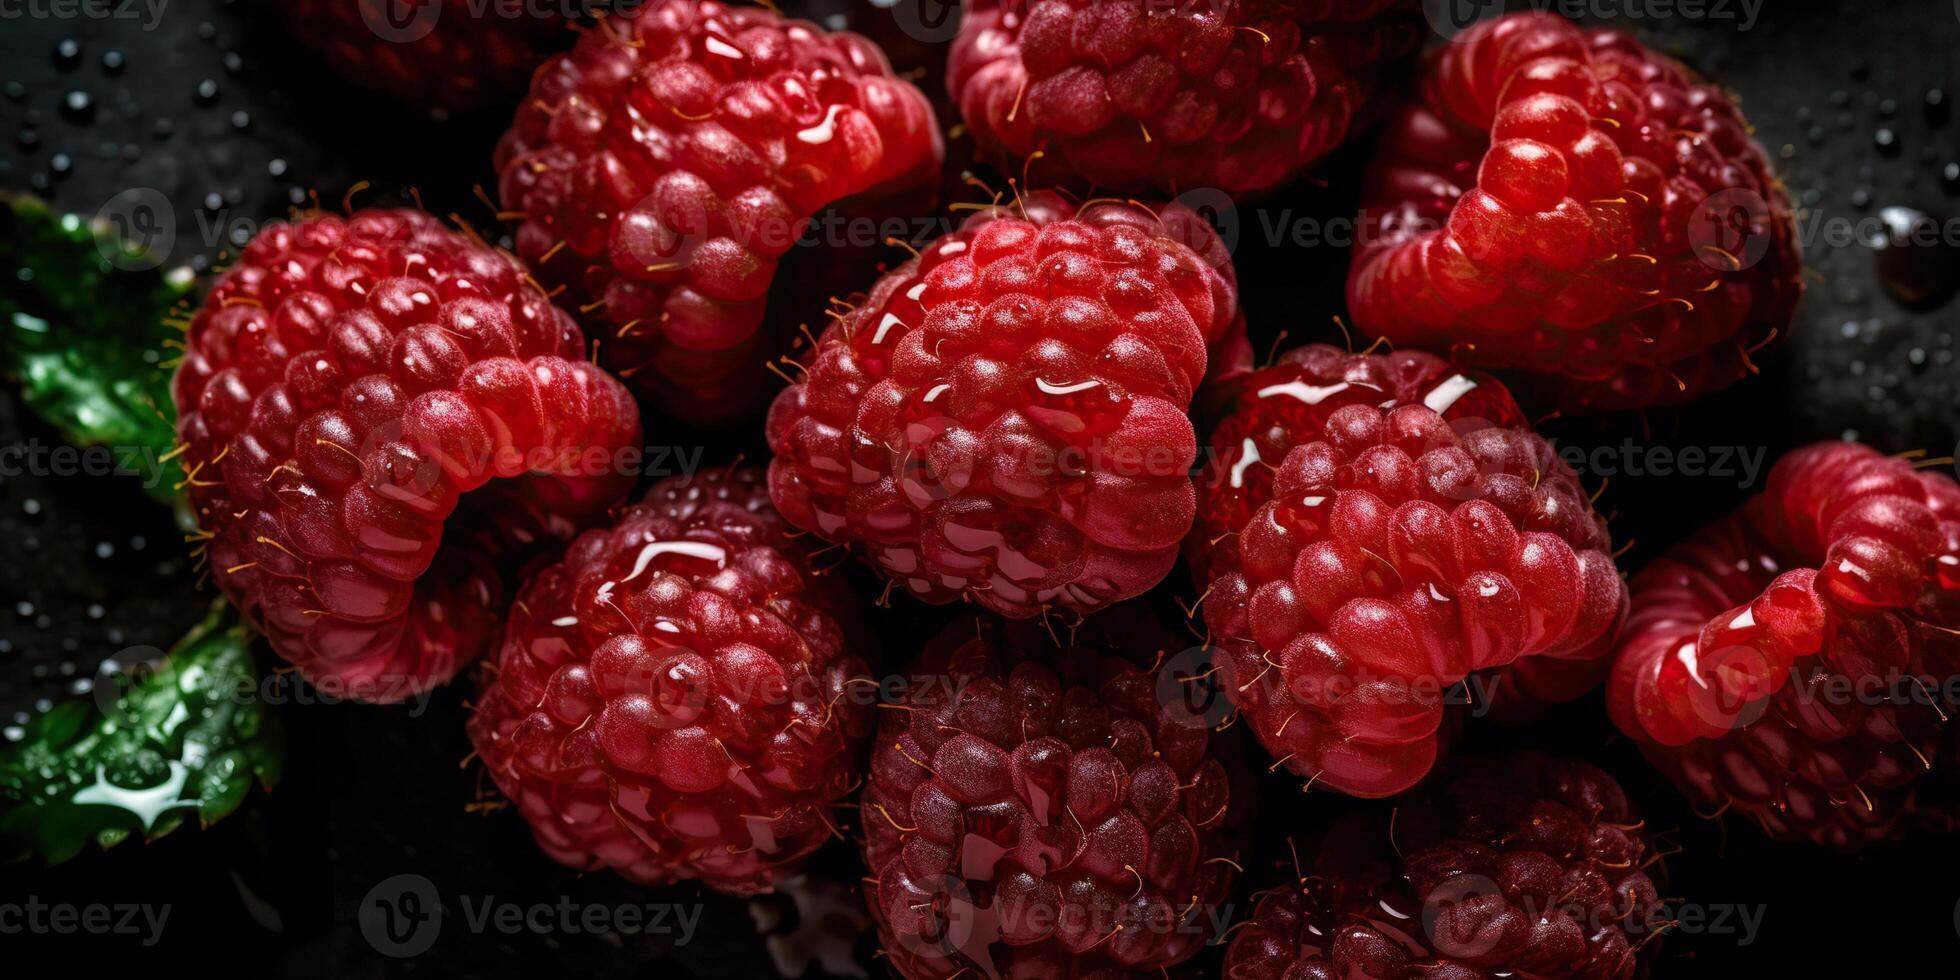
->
[0, 192, 195, 504]
[0, 601, 283, 866]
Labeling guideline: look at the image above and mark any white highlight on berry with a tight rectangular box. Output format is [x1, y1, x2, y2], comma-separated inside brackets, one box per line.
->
[1423, 374, 1480, 414]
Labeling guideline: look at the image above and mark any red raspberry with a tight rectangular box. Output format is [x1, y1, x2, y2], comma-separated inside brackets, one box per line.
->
[1347, 12, 1802, 412]
[863, 615, 1251, 979]
[1195, 344, 1627, 797]
[1607, 442, 1960, 848]
[495, 0, 943, 421]
[467, 466, 875, 894]
[171, 209, 640, 700]
[1225, 752, 1665, 980]
[279, 0, 565, 115]
[766, 192, 1244, 619]
[948, 0, 1423, 196]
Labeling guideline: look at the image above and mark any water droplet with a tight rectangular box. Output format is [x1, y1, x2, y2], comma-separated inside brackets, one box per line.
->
[1852, 188, 1872, 208]
[1875, 128, 1900, 156]
[230, 110, 251, 130]
[1878, 98, 1898, 118]
[153, 118, 174, 140]
[267, 158, 287, 177]
[101, 50, 124, 74]
[1870, 205, 1960, 311]
[54, 39, 81, 69]
[94, 541, 115, 559]
[1928, 88, 1950, 126]
[195, 79, 218, 104]
[49, 153, 71, 176]
[21, 498, 40, 516]
[16, 601, 35, 617]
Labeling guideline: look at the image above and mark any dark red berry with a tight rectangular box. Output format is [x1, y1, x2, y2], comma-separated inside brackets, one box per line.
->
[495, 0, 943, 421]
[1195, 344, 1626, 797]
[864, 614, 1251, 979]
[767, 191, 1245, 619]
[279, 0, 565, 115]
[949, 0, 1423, 195]
[1348, 12, 1802, 411]
[172, 209, 641, 701]
[468, 466, 875, 894]
[1226, 752, 1667, 980]
[1608, 441, 1960, 848]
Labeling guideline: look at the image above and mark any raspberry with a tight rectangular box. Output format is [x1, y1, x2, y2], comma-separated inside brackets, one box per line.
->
[495, 0, 943, 421]
[863, 615, 1251, 979]
[1225, 752, 1666, 980]
[1607, 441, 1960, 848]
[171, 209, 641, 701]
[766, 192, 1244, 619]
[1195, 344, 1626, 797]
[466, 466, 875, 894]
[948, 0, 1423, 196]
[278, 0, 565, 115]
[1347, 12, 1802, 412]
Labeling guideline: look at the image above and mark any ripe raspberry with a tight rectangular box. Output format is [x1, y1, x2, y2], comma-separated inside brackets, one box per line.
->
[279, 0, 565, 115]
[1347, 12, 1802, 412]
[495, 0, 943, 420]
[766, 192, 1244, 619]
[863, 615, 1251, 979]
[1195, 343, 1627, 797]
[467, 466, 875, 894]
[171, 209, 641, 701]
[1225, 752, 1666, 980]
[948, 0, 1423, 196]
[1607, 441, 1960, 848]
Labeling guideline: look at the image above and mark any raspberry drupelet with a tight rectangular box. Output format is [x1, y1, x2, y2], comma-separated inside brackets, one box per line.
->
[467, 466, 875, 894]
[863, 615, 1252, 980]
[1195, 344, 1627, 797]
[766, 191, 1244, 619]
[948, 0, 1424, 196]
[1225, 752, 1667, 980]
[1608, 441, 1960, 848]
[1348, 12, 1802, 412]
[171, 209, 641, 701]
[278, 0, 566, 115]
[495, 0, 943, 421]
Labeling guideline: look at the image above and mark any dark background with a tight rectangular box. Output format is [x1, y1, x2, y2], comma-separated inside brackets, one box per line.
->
[3, 0, 1959, 975]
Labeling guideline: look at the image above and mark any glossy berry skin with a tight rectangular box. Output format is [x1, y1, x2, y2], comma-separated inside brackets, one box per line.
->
[864, 616, 1251, 980]
[948, 0, 1423, 196]
[495, 0, 943, 420]
[279, 0, 564, 115]
[1196, 345, 1626, 797]
[1347, 12, 1802, 412]
[1225, 752, 1665, 980]
[767, 193, 1243, 619]
[468, 466, 874, 894]
[171, 210, 640, 701]
[1608, 442, 1960, 848]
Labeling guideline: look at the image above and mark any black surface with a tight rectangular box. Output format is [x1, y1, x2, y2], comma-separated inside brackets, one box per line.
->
[4, 0, 1960, 976]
